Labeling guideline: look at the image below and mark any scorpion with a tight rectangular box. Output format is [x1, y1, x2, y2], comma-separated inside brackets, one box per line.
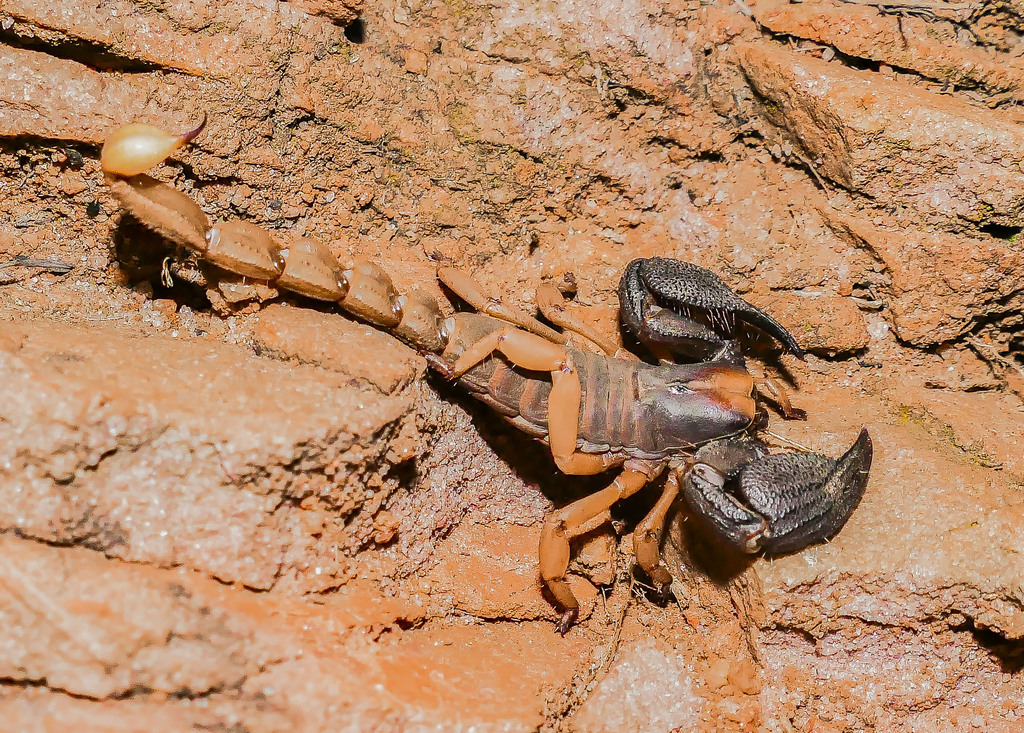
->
[99, 118, 873, 633]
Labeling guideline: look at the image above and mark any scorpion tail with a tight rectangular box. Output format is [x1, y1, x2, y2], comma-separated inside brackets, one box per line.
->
[100, 119, 450, 354]
[101, 116, 207, 177]
[683, 429, 872, 554]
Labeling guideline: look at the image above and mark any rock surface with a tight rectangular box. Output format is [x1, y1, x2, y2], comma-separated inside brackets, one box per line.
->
[1, 0, 1022, 730]
[737, 40, 1024, 229]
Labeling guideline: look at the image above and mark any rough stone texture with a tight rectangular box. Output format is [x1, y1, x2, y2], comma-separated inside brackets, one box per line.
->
[573, 640, 703, 732]
[254, 302, 425, 395]
[761, 395, 1024, 641]
[290, 0, 363, 25]
[0, 45, 145, 142]
[0, 535, 255, 700]
[425, 520, 600, 623]
[0, 0, 321, 77]
[0, 316, 417, 592]
[2, 0, 1024, 729]
[0, 533, 587, 730]
[0, 688, 231, 733]
[748, 291, 869, 356]
[824, 211, 1024, 346]
[749, 375, 1024, 731]
[737, 41, 1024, 229]
[754, 0, 1024, 100]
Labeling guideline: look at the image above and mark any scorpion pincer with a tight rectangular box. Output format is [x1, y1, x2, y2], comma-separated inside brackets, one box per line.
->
[99, 118, 873, 634]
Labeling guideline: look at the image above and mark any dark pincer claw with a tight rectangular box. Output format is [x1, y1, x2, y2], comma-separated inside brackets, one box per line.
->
[682, 429, 872, 554]
[619, 257, 805, 362]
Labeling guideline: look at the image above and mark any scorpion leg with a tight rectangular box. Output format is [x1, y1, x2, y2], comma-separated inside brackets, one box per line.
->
[633, 469, 681, 595]
[438, 267, 566, 344]
[683, 429, 872, 554]
[751, 370, 805, 420]
[535, 283, 619, 356]
[450, 326, 618, 475]
[540, 468, 652, 634]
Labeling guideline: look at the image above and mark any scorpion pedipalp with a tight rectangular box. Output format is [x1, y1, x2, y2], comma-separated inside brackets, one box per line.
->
[619, 257, 806, 362]
[683, 428, 872, 554]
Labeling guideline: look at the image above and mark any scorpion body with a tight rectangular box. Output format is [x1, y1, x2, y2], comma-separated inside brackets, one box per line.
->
[444, 312, 755, 460]
[100, 119, 873, 633]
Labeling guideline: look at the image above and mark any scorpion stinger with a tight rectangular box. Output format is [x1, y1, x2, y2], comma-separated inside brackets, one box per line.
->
[683, 428, 873, 554]
[619, 257, 806, 364]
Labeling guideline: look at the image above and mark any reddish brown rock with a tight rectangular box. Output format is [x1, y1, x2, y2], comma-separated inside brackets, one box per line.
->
[0, 46, 143, 143]
[254, 302, 424, 394]
[828, 214, 1024, 345]
[748, 291, 869, 356]
[756, 1, 1024, 99]
[0, 535, 255, 700]
[763, 405, 1024, 640]
[754, 382, 1024, 730]
[737, 41, 1024, 228]
[403, 48, 429, 75]
[424, 521, 599, 624]
[0, 318, 417, 592]
[290, 0, 363, 25]
[0, 534, 584, 730]
[0, 688, 232, 733]
[574, 640, 704, 732]
[4, 0, 1024, 728]
[1, 0, 261, 77]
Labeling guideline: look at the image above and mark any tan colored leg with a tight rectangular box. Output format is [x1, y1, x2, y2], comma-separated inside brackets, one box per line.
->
[750, 364, 805, 420]
[438, 267, 566, 344]
[539, 469, 651, 634]
[634, 469, 682, 593]
[536, 283, 618, 356]
[553, 451, 621, 475]
[451, 327, 588, 473]
[451, 326, 570, 375]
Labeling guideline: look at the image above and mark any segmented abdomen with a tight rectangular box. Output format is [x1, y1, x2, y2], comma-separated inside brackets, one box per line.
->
[443, 313, 755, 461]
[442, 313, 654, 458]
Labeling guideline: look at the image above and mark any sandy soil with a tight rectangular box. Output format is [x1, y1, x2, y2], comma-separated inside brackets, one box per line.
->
[1, 0, 1022, 730]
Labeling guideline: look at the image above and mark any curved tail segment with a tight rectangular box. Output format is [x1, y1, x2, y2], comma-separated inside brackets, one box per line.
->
[100, 119, 448, 354]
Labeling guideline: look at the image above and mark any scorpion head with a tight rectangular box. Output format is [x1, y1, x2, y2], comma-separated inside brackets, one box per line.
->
[637, 362, 758, 452]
